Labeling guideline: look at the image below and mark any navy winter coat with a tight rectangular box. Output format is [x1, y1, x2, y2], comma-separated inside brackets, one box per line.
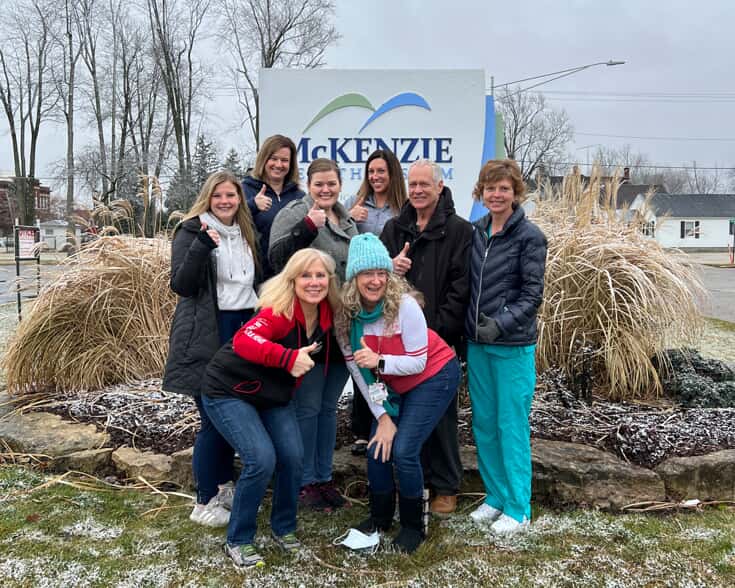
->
[465, 205, 547, 346]
[243, 175, 305, 279]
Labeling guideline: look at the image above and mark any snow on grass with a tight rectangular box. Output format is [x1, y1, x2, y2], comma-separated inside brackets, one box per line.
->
[62, 516, 124, 540]
[0, 557, 103, 587]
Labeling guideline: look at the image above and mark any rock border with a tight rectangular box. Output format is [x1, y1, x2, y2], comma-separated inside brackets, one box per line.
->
[2, 402, 733, 509]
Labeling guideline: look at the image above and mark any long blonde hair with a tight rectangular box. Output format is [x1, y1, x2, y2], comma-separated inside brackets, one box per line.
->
[336, 272, 422, 339]
[258, 248, 341, 318]
[182, 170, 260, 271]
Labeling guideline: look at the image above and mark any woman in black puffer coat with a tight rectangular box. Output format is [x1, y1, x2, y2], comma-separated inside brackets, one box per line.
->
[163, 170, 260, 528]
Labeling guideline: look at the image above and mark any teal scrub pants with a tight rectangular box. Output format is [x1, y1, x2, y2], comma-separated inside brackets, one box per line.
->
[467, 341, 536, 522]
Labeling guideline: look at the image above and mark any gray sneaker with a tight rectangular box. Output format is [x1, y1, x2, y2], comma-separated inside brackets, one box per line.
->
[224, 543, 264, 569]
[271, 531, 301, 553]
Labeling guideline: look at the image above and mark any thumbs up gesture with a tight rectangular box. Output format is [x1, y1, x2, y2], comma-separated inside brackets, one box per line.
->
[354, 336, 380, 369]
[349, 194, 369, 223]
[392, 241, 412, 276]
[254, 184, 272, 212]
[290, 342, 318, 377]
[200, 222, 220, 246]
[307, 200, 327, 228]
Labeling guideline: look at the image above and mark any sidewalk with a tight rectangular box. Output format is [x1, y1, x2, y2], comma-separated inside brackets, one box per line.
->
[681, 251, 735, 267]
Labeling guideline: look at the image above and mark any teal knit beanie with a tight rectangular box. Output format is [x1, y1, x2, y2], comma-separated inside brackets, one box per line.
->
[346, 233, 393, 281]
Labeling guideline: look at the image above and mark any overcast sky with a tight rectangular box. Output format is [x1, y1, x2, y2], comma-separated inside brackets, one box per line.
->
[2, 0, 734, 190]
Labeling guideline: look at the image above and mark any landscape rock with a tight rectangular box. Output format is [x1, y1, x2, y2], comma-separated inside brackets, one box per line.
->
[655, 449, 735, 501]
[530, 439, 666, 510]
[169, 447, 194, 489]
[111, 446, 172, 482]
[0, 410, 109, 457]
[53, 448, 114, 475]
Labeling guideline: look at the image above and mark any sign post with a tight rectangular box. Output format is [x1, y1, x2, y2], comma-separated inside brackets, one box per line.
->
[729, 219, 735, 265]
[14, 225, 41, 321]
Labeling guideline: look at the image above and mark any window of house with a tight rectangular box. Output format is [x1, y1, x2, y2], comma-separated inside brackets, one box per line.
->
[680, 220, 700, 239]
[642, 221, 655, 237]
[44, 228, 53, 236]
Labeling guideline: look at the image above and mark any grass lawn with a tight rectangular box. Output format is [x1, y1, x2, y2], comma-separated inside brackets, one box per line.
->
[0, 466, 733, 587]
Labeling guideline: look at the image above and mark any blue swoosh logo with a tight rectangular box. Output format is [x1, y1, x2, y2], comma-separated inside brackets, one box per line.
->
[359, 92, 432, 133]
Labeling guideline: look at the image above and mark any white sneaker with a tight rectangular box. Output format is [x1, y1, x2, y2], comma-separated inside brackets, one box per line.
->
[470, 503, 502, 524]
[490, 514, 529, 535]
[189, 501, 231, 527]
[216, 482, 235, 510]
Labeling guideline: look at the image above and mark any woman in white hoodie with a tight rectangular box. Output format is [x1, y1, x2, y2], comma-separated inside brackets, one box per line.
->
[162, 170, 261, 528]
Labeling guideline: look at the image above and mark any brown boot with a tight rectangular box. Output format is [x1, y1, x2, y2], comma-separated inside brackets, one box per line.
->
[430, 494, 457, 517]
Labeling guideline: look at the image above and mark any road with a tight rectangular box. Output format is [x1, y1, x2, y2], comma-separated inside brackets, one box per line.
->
[0, 263, 62, 306]
[697, 265, 735, 323]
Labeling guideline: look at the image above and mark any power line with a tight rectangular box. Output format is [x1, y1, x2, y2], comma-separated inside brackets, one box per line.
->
[576, 132, 735, 142]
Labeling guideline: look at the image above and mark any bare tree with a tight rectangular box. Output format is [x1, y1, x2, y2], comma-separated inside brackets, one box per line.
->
[146, 0, 210, 181]
[219, 0, 339, 146]
[0, 0, 58, 225]
[50, 0, 84, 235]
[685, 161, 726, 194]
[497, 86, 574, 182]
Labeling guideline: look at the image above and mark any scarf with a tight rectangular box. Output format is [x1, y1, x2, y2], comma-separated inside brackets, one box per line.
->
[349, 301, 399, 417]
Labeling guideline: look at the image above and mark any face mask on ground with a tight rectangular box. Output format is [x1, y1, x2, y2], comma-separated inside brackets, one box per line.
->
[333, 528, 380, 552]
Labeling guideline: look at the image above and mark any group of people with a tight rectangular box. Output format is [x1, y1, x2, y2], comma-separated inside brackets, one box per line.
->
[162, 134, 548, 569]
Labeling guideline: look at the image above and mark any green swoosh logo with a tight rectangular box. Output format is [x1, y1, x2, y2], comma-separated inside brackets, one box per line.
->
[303, 93, 375, 132]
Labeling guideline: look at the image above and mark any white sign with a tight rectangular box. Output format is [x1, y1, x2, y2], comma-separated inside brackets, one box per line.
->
[16, 227, 39, 259]
[259, 69, 490, 219]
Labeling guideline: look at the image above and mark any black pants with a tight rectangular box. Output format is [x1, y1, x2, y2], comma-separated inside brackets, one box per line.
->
[351, 377, 374, 439]
[421, 391, 462, 495]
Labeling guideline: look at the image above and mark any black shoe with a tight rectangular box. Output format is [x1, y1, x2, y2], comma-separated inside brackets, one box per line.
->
[351, 439, 368, 456]
[392, 495, 425, 554]
[319, 481, 348, 509]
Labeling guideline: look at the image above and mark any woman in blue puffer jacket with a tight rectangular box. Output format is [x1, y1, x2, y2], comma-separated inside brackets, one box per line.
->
[242, 135, 305, 280]
[464, 159, 547, 535]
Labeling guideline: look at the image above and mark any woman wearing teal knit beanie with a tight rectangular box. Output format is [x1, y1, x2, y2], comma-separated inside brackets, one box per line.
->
[335, 233, 460, 554]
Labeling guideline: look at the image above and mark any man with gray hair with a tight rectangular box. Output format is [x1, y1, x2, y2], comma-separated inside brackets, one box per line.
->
[380, 158, 472, 516]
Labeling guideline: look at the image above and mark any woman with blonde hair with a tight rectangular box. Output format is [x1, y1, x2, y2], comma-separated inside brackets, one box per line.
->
[269, 158, 356, 511]
[337, 233, 460, 553]
[201, 248, 341, 568]
[163, 170, 260, 528]
[243, 134, 305, 279]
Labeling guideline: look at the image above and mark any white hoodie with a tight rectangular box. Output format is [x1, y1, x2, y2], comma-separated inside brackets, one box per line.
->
[200, 212, 258, 311]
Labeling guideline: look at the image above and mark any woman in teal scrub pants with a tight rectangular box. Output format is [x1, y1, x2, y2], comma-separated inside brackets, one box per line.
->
[464, 159, 547, 535]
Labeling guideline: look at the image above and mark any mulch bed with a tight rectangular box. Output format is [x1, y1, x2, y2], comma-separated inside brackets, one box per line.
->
[25, 367, 735, 469]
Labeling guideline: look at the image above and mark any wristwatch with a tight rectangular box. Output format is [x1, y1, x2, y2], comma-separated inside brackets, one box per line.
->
[377, 357, 385, 374]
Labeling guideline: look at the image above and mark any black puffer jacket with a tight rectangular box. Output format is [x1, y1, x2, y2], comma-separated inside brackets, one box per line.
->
[380, 187, 472, 348]
[465, 205, 547, 346]
[162, 218, 221, 396]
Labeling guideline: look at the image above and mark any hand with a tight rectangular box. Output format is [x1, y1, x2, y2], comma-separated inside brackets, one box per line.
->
[254, 184, 272, 212]
[307, 201, 327, 229]
[476, 313, 501, 344]
[354, 336, 380, 369]
[349, 196, 368, 222]
[289, 342, 318, 377]
[392, 241, 411, 276]
[201, 222, 220, 246]
[368, 414, 397, 462]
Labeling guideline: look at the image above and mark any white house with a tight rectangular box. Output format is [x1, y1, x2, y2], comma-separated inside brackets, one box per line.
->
[630, 193, 735, 250]
[39, 220, 81, 251]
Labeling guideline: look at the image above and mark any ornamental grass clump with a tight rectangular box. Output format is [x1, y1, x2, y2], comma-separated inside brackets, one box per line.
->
[531, 167, 705, 401]
[2, 235, 176, 394]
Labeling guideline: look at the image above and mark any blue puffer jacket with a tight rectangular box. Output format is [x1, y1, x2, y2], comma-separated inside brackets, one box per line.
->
[242, 175, 305, 279]
[465, 205, 547, 346]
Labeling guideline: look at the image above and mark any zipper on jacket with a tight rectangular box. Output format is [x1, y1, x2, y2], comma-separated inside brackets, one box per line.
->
[474, 233, 493, 340]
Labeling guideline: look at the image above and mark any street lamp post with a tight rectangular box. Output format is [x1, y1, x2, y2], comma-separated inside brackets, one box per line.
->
[490, 60, 626, 96]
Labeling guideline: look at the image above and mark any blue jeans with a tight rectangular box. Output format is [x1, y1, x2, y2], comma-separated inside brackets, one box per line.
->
[294, 362, 349, 486]
[202, 395, 303, 545]
[192, 308, 254, 504]
[368, 358, 460, 499]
